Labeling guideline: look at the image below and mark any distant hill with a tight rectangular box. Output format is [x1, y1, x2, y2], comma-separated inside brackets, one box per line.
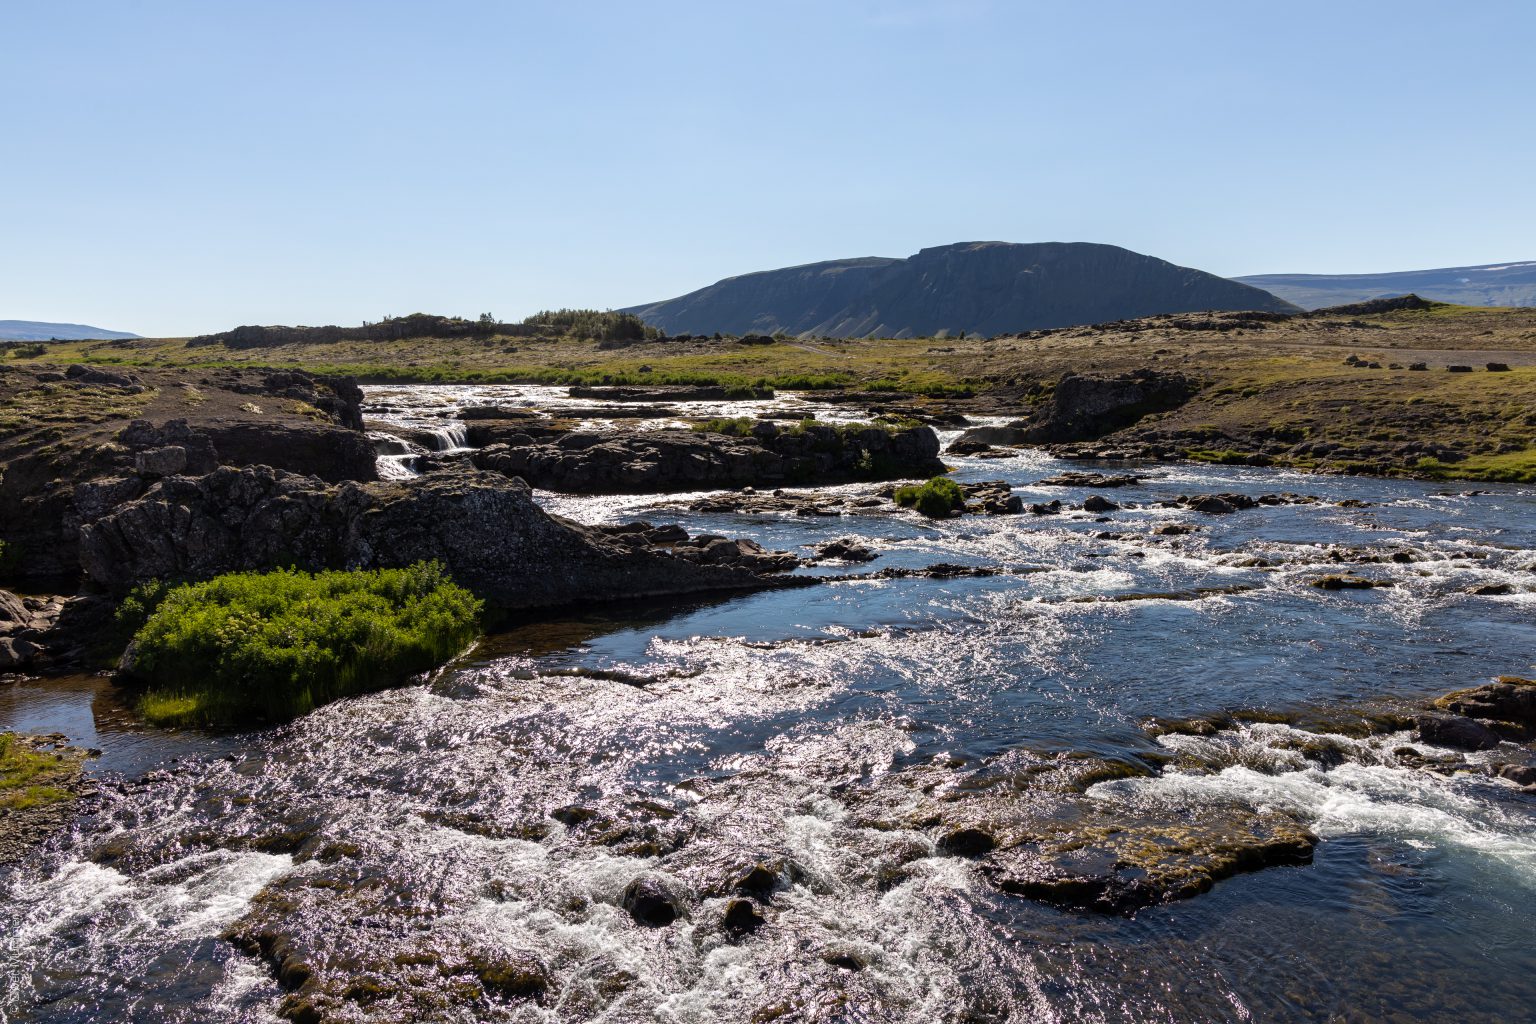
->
[623, 242, 1299, 338]
[0, 320, 140, 342]
[1233, 262, 1536, 311]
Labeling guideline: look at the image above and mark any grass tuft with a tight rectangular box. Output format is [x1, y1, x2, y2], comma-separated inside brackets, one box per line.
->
[893, 476, 964, 518]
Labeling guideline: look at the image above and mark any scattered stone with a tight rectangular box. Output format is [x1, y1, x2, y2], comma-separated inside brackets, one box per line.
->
[962, 480, 1023, 515]
[621, 876, 682, 927]
[1027, 500, 1062, 516]
[1082, 494, 1119, 513]
[814, 538, 877, 562]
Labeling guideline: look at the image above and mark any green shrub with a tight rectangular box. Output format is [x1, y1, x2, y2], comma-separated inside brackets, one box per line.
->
[893, 476, 964, 518]
[124, 562, 482, 728]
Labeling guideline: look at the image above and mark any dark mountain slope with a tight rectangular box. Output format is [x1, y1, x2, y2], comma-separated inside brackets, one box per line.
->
[1234, 262, 1536, 310]
[625, 242, 1297, 338]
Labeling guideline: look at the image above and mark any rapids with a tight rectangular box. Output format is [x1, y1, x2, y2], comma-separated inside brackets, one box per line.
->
[2, 386, 1533, 1022]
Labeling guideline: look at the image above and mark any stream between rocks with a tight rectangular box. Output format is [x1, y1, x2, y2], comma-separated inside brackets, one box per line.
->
[2, 385, 1534, 1023]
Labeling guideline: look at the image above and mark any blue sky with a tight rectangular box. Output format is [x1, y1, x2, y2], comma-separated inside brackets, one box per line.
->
[4, 0, 1534, 336]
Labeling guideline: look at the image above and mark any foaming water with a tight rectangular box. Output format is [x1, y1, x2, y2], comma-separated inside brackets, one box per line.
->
[3, 402, 1534, 1021]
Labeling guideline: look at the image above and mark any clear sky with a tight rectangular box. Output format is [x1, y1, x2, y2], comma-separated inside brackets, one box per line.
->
[4, 0, 1534, 337]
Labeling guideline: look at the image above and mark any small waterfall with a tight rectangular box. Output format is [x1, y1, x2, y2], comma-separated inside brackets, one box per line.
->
[423, 422, 469, 452]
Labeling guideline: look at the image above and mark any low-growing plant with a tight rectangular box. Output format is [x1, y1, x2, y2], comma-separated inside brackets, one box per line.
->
[0, 733, 77, 811]
[893, 476, 964, 518]
[123, 562, 482, 728]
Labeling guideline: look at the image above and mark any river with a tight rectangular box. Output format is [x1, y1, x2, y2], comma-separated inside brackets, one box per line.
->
[2, 386, 1533, 1023]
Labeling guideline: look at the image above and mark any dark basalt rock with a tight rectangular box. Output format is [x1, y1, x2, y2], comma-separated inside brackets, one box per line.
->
[936, 827, 997, 857]
[962, 480, 1023, 515]
[983, 805, 1316, 913]
[1025, 370, 1197, 443]
[1082, 494, 1120, 513]
[1310, 573, 1391, 590]
[1432, 677, 1536, 738]
[1415, 714, 1504, 751]
[721, 898, 765, 934]
[472, 424, 943, 495]
[78, 464, 799, 608]
[622, 876, 682, 927]
[814, 538, 878, 562]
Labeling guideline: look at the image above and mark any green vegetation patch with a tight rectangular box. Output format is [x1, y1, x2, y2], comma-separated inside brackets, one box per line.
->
[894, 476, 964, 518]
[122, 562, 482, 728]
[0, 733, 82, 811]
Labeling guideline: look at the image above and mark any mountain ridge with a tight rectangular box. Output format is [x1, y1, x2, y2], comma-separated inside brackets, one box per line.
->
[624, 241, 1298, 338]
[1234, 262, 1536, 310]
[0, 320, 140, 342]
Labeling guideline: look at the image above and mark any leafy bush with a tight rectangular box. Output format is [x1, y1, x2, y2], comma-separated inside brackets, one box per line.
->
[893, 476, 964, 518]
[123, 562, 482, 728]
[6, 343, 47, 359]
[520, 309, 660, 344]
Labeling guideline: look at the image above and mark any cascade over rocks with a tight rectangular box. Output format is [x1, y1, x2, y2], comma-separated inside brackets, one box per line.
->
[78, 464, 798, 608]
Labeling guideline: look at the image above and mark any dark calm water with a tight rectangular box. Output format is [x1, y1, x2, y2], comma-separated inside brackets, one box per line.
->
[2, 391, 1533, 1023]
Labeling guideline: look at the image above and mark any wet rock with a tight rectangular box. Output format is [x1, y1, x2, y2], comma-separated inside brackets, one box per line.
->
[470, 950, 551, 1001]
[962, 480, 1023, 515]
[1432, 677, 1536, 736]
[1498, 762, 1536, 786]
[814, 538, 877, 562]
[1466, 583, 1514, 596]
[1415, 714, 1504, 751]
[984, 804, 1316, 913]
[1035, 471, 1142, 488]
[936, 826, 997, 857]
[1027, 500, 1062, 515]
[622, 876, 683, 926]
[824, 951, 866, 971]
[1154, 523, 1196, 536]
[1310, 573, 1391, 590]
[721, 898, 766, 934]
[1082, 494, 1119, 513]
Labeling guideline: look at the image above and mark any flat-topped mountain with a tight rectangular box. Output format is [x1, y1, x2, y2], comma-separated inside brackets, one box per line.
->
[0, 320, 139, 341]
[624, 241, 1297, 338]
[1234, 261, 1536, 310]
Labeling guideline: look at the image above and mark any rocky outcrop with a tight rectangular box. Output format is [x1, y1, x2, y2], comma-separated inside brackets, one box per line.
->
[1026, 370, 1197, 443]
[0, 367, 374, 586]
[77, 464, 798, 608]
[471, 424, 942, 495]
